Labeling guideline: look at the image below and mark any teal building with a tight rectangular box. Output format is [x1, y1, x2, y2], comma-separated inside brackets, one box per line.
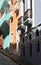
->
[0, 0, 11, 49]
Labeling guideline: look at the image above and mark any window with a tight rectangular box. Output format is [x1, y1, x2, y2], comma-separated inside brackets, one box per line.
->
[36, 29, 40, 52]
[10, 17, 13, 23]
[23, 37, 24, 43]
[40, 30, 41, 36]
[20, 0, 25, 3]
[0, 28, 4, 37]
[23, 0, 25, 3]
[23, 45, 25, 56]
[36, 29, 39, 37]
[25, 34, 27, 42]
[29, 33, 32, 40]
[16, 10, 19, 17]
[14, 1, 19, 16]
[30, 43, 32, 57]
[38, 41, 40, 52]
[11, 0, 13, 4]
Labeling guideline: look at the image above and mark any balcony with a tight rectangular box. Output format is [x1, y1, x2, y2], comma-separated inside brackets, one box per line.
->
[24, 18, 32, 25]
[18, 16, 24, 25]
[24, 9, 32, 21]
[18, 9, 32, 26]
[14, 1, 19, 14]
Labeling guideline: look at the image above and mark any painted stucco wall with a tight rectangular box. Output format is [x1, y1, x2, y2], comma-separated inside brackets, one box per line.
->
[10, 0, 20, 44]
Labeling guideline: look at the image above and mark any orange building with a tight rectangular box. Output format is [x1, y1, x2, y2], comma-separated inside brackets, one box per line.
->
[10, 0, 20, 51]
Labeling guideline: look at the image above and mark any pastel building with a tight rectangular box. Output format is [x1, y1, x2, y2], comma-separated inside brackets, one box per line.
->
[10, 0, 20, 52]
[0, 0, 11, 49]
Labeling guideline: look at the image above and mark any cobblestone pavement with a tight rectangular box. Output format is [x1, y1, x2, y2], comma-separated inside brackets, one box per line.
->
[0, 53, 19, 65]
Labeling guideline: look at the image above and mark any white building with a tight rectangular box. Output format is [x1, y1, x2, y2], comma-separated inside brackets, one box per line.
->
[25, 0, 41, 27]
[18, 0, 41, 65]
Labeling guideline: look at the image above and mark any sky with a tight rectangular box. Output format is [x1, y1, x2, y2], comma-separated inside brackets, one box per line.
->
[34, 0, 41, 26]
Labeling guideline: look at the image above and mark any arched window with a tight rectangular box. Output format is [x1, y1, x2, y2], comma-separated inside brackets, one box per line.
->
[23, 45, 25, 56]
[23, 37, 24, 43]
[30, 44, 32, 57]
[0, 27, 4, 38]
[36, 29, 39, 37]
[10, 17, 13, 23]
[29, 33, 32, 40]
[11, 0, 13, 4]
[29, 32, 32, 57]
[36, 29, 40, 52]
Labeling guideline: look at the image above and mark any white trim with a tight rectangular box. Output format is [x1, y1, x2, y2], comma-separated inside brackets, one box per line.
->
[20, 0, 24, 16]
[16, 27, 19, 52]
[28, 0, 30, 9]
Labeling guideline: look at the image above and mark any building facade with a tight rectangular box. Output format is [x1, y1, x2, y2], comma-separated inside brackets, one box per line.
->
[0, 27, 4, 49]
[18, 0, 41, 65]
[0, 0, 10, 49]
[10, 0, 20, 52]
